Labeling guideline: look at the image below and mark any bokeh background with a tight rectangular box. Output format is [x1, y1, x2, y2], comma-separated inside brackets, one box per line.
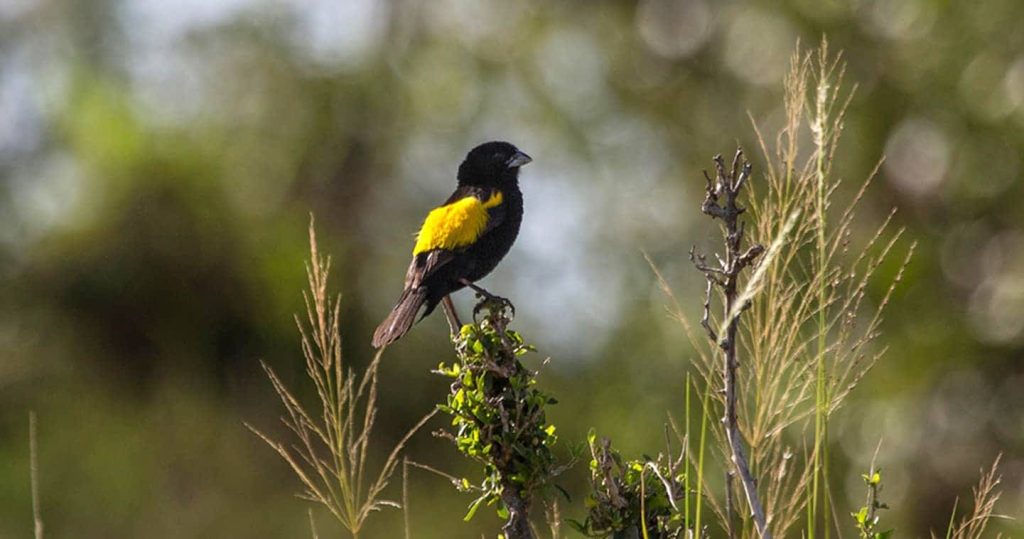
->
[2, 0, 1023, 537]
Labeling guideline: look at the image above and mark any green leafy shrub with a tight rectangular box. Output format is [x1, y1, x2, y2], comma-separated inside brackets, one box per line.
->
[570, 432, 687, 539]
[434, 302, 562, 537]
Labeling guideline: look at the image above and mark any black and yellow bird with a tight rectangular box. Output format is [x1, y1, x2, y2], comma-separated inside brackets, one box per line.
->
[371, 141, 532, 348]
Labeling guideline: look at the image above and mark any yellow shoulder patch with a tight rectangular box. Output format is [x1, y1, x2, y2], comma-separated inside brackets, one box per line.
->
[413, 191, 503, 255]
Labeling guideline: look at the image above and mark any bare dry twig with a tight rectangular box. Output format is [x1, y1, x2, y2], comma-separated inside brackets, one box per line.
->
[691, 149, 772, 539]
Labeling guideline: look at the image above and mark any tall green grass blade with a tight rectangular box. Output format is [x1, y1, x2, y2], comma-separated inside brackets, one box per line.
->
[685, 372, 692, 534]
[694, 380, 711, 539]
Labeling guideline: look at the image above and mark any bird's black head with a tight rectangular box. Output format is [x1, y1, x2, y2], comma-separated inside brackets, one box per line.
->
[457, 141, 532, 187]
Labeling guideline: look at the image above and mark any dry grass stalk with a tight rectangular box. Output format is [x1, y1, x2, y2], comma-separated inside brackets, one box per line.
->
[945, 456, 1007, 539]
[30, 411, 43, 539]
[652, 39, 913, 538]
[248, 219, 435, 538]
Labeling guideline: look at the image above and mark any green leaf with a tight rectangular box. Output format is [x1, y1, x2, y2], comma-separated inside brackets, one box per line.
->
[464, 495, 487, 521]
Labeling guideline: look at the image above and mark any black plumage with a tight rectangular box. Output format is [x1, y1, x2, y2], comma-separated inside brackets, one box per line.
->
[372, 141, 531, 348]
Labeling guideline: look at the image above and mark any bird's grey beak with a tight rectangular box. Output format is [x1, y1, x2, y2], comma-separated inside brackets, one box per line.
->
[506, 150, 532, 168]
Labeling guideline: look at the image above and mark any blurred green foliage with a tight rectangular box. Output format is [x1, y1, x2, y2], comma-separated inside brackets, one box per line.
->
[2, 0, 1023, 537]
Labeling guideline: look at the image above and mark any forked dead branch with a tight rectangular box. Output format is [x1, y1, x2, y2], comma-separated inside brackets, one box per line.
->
[690, 149, 771, 539]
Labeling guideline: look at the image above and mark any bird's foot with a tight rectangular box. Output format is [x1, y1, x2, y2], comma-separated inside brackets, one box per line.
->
[460, 279, 515, 322]
[473, 294, 515, 323]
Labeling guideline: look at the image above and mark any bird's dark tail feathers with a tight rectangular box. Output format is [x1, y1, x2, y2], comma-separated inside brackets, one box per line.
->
[372, 287, 428, 348]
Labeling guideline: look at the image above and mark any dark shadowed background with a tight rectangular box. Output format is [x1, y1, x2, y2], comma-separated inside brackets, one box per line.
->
[2, 0, 1023, 537]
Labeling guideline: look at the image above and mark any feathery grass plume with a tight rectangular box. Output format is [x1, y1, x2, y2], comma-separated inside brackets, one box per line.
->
[743, 39, 914, 538]
[651, 39, 913, 538]
[248, 218, 435, 538]
[937, 456, 1008, 539]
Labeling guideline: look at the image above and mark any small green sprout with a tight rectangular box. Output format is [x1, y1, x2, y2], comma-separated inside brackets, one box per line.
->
[852, 467, 892, 539]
